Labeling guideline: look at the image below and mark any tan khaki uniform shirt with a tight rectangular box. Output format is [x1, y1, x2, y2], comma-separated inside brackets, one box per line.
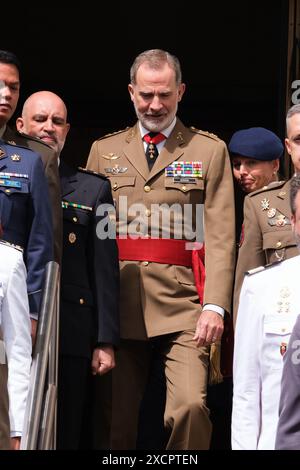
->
[86, 119, 236, 340]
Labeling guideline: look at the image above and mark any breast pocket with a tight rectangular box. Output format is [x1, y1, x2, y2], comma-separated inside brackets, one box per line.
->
[165, 178, 204, 204]
[109, 176, 136, 193]
[263, 316, 294, 370]
[62, 206, 92, 247]
[63, 206, 91, 226]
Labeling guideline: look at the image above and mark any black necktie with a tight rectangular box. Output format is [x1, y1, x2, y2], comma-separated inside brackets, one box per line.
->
[143, 132, 166, 169]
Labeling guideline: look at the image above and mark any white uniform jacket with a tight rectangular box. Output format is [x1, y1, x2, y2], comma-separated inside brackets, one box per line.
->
[232, 255, 300, 449]
[0, 242, 32, 436]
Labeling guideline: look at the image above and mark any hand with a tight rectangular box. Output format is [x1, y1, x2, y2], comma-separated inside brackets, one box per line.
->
[91, 345, 115, 376]
[193, 310, 224, 347]
[10, 436, 21, 450]
[31, 319, 38, 348]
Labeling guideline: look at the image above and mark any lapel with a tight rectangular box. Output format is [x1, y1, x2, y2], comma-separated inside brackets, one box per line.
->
[123, 124, 149, 181]
[60, 161, 78, 198]
[147, 119, 187, 183]
[0, 141, 13, 170]
[2, 126, 17, 144]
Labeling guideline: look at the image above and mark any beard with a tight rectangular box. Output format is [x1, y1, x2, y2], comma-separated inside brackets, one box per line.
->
[134, 103, 178, 133]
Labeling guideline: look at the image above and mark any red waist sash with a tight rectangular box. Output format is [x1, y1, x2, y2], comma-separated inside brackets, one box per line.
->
[117, 237, 205, 304]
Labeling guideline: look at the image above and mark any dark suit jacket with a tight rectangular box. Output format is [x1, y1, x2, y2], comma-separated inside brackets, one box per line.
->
[275, 313, 300, 450]
[59, 162, 119, 359]
[3, 126, 62, 263]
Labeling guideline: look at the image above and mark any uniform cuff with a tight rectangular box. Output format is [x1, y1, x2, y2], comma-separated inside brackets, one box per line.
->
[203, 304, 225, 318]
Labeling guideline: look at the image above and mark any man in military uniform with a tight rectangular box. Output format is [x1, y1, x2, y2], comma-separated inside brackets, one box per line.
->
[86, 49, 235, 449]
[17, 90, 120, 449]
[233, 104, 300, 324]
[232, 174, 300, 449]
[0, 50, 62, 264]
[0, 240, 32, 450]
[275, 174, 300, 450]
[275, 311, 300, 450]
[0, 141, 52, 448]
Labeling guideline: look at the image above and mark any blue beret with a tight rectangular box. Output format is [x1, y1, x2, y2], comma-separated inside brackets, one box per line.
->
[228, 127, 284, 161]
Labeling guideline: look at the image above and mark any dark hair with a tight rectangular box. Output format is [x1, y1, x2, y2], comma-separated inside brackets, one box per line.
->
[0, 50, 21, 75]
[290, 174, 300, 215]
[130, 49, 182, 86]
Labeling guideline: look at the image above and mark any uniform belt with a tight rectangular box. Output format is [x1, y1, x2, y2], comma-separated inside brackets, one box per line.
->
[117, 237, 205, 304]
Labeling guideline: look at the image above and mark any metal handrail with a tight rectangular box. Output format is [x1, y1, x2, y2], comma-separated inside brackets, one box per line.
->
[20, 261, 60, 450]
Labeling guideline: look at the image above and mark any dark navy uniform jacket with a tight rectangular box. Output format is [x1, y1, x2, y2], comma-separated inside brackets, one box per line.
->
[0, 139, 53, 313]
[60, 162, 119, 358]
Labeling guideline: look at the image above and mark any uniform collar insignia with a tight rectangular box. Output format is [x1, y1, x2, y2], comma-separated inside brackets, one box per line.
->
[176, 131, 185, 144]
[278, 190, 287, 199]
[7, 140, 16, 145]
[0, 148, 5, 159]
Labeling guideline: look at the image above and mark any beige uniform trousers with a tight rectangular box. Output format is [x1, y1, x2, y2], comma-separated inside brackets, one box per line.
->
[109, 330, 211, 450]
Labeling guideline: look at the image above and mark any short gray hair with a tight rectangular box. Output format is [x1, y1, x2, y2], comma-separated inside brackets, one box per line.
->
[286, 104, 300, 131]
[130, 49, 182, 86]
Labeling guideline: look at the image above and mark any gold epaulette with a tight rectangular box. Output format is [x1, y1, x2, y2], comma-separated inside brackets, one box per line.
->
[0, 239, 23, 253]
[189, 126, 220, 141]
[78, 167, 107, 179]
[246, 260, 282, 276]
[248, 180, 286, 198]
[96, 127, 130, 141]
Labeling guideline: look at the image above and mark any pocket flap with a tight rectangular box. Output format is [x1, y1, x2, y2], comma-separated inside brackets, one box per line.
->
[62, 207, 91, 226]
[264, 320, 294, 336]
[110, 176, 136, 191]
[61, 284, 94, 307]
[165, 178, 204, 193]
[262, 230, 297, 250]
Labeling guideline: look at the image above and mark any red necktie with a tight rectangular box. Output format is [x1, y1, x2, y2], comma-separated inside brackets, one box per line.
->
[143, 132, 166, 169]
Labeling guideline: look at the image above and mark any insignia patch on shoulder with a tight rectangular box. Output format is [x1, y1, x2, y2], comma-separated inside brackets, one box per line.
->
[96, 127, 129, 141]
[189, 126, 220, 141]
[249, 180, 286, 198]
[78, 167, 107, 180]
[0, 239, 23, 252]
[246, 259, 282, 275]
